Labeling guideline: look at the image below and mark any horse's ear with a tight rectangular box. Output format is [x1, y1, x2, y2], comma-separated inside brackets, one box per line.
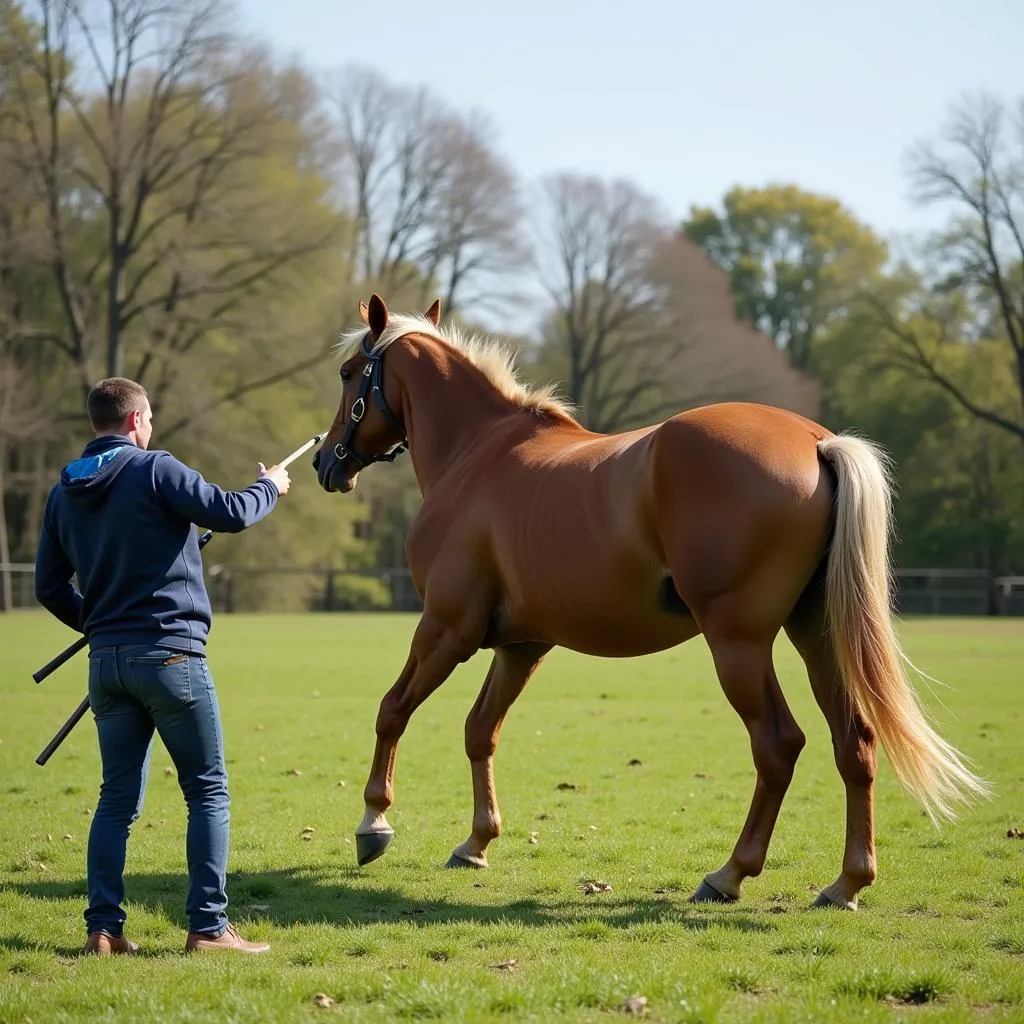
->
[367, 294, 388, 339]
[424, 298, 442, 326]
[358, 301, 369, 325]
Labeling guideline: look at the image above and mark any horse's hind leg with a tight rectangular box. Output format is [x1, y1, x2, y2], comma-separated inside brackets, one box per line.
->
[785, 586, 877, 910]
[447, 642, 551, 869]
[691, 632, 806, 904]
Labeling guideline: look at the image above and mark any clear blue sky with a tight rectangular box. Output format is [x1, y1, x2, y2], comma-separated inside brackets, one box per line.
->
[241, 0, 1021, 240]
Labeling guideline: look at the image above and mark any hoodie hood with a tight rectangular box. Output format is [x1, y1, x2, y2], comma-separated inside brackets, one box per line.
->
[60, 435, 141, 509]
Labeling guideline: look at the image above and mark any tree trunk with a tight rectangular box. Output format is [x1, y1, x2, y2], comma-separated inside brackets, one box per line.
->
[0, 440, 13, 612]
[107, 201, 125, 378]
[23, 443, 48, 560]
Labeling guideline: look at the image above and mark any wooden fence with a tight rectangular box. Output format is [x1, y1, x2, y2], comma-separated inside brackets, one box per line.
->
[4, 563, 1024, 616]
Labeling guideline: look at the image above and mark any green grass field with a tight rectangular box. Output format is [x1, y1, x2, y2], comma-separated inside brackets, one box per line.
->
[1, 612, 1022, 1023]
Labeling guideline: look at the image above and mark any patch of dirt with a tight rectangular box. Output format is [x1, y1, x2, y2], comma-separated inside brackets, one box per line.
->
[619, 994, 647, 1015]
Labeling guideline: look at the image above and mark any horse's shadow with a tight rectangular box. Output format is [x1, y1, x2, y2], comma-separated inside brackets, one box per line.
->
[3, 865, 778, 939]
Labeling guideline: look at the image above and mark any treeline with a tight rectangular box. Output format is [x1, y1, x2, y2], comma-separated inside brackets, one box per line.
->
[1, 0, 1021, 612]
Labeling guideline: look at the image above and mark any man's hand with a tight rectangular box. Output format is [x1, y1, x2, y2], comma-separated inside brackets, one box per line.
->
[258, 462, 291, 495]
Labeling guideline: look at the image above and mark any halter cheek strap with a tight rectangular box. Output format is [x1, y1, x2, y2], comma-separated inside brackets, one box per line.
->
[333, 334, 408, 469]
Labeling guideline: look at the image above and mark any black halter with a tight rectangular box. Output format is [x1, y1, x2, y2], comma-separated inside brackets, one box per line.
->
[333, 333, 408, 469]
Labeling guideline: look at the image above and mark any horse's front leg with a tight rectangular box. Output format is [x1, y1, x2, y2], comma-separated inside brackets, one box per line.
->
[355, 610, 481, 866]
[447, 642, 551, 869]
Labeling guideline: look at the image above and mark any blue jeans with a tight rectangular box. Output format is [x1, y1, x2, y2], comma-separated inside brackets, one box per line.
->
[85, 645, 230, 937]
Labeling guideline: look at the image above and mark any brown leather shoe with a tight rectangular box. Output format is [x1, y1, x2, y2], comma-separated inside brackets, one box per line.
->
[185, 923, 270, 954]
[83, 931, 140, 956]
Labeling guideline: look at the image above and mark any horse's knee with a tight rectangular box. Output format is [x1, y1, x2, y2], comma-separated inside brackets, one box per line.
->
[752, 720, 805, 788]
[375, 691, 409, 741]
[783, 723, 807, 764]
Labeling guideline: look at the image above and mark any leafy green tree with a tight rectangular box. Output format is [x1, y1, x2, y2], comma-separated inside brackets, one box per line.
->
[0, 0, 369, 590]
[3, 0, 343, 402]
[818, 306, 1024, 574]
[682, 184, 888, 371]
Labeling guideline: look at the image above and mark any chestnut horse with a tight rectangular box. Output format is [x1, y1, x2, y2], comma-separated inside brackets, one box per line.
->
[313, 293, 988, 911]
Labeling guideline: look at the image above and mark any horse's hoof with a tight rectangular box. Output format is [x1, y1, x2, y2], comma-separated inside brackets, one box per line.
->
[812, 888, 857, 911]
[355, 829, 394, 866]
[444, 851, 488, 869]
[688, 879, 738, 904]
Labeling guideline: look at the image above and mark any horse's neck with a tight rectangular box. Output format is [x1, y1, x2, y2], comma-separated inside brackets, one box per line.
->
[395, 341, 520, 493]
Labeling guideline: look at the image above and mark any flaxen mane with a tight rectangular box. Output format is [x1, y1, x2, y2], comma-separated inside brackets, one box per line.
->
[337, 313, 576, 421]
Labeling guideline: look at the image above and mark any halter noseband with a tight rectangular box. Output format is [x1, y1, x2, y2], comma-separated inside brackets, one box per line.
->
[333, 333, 408, 469]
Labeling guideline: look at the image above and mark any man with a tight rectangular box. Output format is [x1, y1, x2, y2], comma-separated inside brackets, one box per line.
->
[35, 377, 290, 956]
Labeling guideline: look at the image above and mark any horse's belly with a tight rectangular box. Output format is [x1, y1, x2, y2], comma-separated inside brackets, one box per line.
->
[554, 616, 701, 657]
[493, 582, 701, 657]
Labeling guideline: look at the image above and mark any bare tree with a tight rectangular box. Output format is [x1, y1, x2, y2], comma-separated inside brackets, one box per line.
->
[329, 65, 527, 316]
[419, 113, 528, 315]
[890, 92, 1024, 445]
[530, 173, 819, 432]
[3, 0, 342, 420]
[532, 173, 683, 431]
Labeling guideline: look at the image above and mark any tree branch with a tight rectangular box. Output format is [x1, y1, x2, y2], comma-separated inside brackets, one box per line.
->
[157, 342, 336, 440]
[866, 291, 1024, 441]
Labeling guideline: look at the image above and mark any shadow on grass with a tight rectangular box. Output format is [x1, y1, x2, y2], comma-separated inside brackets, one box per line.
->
[5, 867, 777, 936]
[0, 932, 170, 960]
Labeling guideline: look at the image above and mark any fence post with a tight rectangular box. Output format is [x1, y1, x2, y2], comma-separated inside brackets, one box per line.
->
[0, 485, 12, 612]
[323, 570, 335, 611]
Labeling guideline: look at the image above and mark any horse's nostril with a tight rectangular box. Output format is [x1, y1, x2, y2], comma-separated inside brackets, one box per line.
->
[312, 449, 320, 471]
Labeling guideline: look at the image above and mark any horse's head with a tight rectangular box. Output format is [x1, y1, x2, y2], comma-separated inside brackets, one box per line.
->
[313, 293, 440, 494]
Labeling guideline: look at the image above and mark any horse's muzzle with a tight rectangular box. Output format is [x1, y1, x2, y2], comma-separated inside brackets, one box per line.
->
[313, 445, 356, 494]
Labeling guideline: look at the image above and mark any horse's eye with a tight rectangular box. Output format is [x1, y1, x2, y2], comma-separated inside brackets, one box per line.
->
[340, 368, 350, 382]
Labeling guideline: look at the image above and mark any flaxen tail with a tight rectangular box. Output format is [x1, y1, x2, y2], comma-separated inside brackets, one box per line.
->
[817, 434, 991, 822]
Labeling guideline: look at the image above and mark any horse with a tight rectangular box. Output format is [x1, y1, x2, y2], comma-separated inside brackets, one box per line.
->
[312, 293, 988, 911]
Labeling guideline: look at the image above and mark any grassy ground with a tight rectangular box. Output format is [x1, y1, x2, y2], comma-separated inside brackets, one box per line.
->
[0, 612, 1022, 1023]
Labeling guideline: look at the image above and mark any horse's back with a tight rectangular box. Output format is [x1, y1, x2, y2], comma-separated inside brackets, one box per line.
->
[653, 401, 833, 499]
[669, 400, 832, 447]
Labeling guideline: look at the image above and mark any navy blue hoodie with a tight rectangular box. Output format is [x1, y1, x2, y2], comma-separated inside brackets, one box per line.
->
[35, 435, 279, 653]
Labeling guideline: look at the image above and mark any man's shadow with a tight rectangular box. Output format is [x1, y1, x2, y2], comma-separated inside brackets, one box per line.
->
[3, 864, 779, 953]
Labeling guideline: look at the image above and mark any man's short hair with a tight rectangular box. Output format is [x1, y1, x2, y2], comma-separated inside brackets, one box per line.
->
[87, 377, 150, 432]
